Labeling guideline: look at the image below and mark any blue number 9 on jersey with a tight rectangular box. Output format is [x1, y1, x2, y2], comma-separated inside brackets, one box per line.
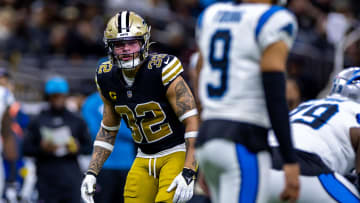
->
[207, 30, 231, 99]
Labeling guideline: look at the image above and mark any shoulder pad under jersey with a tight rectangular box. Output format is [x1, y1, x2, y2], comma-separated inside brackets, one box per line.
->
[95, 57, 114, 93]
[146, 54, 184, 86]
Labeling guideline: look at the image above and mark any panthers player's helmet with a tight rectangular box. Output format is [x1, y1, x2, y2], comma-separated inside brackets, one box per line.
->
[330, 67, 360, 103]
[104, 11, 151, 69]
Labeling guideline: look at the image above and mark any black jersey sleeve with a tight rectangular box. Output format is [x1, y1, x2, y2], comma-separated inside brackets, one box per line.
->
[95, 57, 115, 102]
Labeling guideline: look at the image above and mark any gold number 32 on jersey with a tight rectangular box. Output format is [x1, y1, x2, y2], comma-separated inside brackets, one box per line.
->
[115, 101, 173, 143]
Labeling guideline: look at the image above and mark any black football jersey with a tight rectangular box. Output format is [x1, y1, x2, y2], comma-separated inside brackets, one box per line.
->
[95, 54, 185, 154]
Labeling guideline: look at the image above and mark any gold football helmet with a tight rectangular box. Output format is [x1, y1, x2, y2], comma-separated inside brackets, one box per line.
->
[104, 11, 151, 69]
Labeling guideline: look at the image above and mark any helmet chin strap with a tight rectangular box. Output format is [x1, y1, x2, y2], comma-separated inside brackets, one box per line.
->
[115, 51, 141, 69]
[116, 57, 141, 69]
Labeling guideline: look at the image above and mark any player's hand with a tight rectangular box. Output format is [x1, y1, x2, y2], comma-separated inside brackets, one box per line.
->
[281, 163, 300, 203]
[167, 168, 196, 203]
[81, 173, 96, 203]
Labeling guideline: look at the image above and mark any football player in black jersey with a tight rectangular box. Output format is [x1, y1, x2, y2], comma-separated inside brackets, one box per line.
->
[81, 11, 199, 203]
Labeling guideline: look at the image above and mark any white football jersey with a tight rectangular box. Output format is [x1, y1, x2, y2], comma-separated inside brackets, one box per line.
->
[0, 86, 14, 152]
[269, 96, 360, 175]
[0, 86, 14, 127]
[197, 3, 297, 127]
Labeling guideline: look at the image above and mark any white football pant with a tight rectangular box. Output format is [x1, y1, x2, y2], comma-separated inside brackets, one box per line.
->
[196, 139, 271, 203]
[269, 169, 360, 203]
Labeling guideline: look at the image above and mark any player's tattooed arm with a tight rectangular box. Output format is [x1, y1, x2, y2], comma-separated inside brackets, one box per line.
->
[166, 76, 197, 117]
[87, 128, 117, 175]
[166, 76, 197, 118]
[185, 139, 197, 169]
[174, 79, 196, 116]
[167, 76, 199, 171]
[87, 94, 120, 175]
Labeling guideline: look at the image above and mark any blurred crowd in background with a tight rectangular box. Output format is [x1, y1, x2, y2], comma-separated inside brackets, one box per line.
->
[0, 0, 360, 202]
[0, 0, 358, 103]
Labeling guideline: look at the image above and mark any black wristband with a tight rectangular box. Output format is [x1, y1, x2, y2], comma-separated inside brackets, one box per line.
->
[262, 71, 297, 163]
[86, 171, 98, 177]
[182, 168, 196, 185]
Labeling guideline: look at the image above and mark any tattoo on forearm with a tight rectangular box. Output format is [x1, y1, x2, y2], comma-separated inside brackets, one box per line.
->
[98, 128, 116, 145]
[192, 156, 197, 168]
[175, 80, 196, 116]
[88, 128, 116, 174]
[185, 139, 190, 158]
[185, 139, 197, 168]
[88, 147, 111, 174]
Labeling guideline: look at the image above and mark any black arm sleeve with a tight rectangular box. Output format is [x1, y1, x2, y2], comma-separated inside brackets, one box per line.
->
[262, 71, 296, 163]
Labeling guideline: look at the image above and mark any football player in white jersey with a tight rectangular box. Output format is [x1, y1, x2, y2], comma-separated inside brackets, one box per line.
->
[269, 67, 360, 202]
[195, 0, 300, 202]
[0, 69, 18, 202]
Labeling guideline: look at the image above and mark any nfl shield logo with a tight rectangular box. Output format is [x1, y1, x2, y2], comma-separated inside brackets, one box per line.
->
[127, 90, 132, 98]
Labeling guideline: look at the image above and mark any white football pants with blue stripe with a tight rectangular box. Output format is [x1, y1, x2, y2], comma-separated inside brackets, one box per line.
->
[196, 139, 271, 203]
[269, 170, 360, 203]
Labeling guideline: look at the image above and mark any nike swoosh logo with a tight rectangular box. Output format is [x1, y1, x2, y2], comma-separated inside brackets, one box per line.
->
[164, 57, 170, 65]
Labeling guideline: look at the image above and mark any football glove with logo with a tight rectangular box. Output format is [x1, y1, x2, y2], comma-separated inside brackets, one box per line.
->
[167, 168, 196, 203]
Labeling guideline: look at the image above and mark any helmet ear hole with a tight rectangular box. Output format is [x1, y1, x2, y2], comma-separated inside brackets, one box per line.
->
[336, 85, 343, 93]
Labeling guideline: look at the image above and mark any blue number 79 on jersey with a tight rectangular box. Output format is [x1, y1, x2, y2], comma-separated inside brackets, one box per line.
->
[290, 103, 339, 130]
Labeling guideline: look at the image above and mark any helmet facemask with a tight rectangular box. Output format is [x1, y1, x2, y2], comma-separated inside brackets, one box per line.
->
[107, 37, 145, 69]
